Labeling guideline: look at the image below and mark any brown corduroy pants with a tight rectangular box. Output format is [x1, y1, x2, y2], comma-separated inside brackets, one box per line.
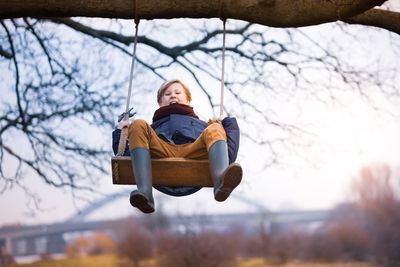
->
[128, 119, 227, 159]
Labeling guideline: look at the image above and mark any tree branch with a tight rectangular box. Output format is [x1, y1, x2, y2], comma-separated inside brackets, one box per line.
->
[0, 0, 387, 28]
[49, 18, 179, 58]
[1, 20, 26, 128]
[343, 8, 400, 35]
[0, 44, 12, 59]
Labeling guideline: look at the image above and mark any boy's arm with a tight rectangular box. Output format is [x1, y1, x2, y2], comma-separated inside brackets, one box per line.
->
[112, 129, 130, 156]
[221, 117, 240, 163]
[112, 129, 121, 155]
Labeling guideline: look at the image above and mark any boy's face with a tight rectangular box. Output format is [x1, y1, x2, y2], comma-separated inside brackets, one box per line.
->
[159, 82, 190, 107]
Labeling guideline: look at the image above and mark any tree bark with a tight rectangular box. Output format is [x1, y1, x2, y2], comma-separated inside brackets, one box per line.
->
[0, 0, 389, 29]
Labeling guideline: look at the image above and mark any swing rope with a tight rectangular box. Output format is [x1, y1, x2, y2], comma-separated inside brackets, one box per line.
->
[124, 0, 140, 116]
[124, 20, 139, 116]
[219, 0, 227, 117]
[116, 0, 140, 156]
[219, 18, 226, 117]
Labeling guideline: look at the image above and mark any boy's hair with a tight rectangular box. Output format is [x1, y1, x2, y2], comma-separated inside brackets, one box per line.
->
[157, 79, 192, 104]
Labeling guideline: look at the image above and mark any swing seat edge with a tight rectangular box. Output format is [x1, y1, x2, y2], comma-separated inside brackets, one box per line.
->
[111, 156, 213, 187]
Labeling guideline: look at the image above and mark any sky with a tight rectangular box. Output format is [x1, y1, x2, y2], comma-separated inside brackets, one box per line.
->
[1, 3, 400, 226]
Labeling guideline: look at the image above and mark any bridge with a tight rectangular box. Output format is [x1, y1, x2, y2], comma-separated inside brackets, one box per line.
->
[0, 190, 332, 258]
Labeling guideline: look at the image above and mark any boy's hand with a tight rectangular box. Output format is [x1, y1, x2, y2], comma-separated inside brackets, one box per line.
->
[117, 120, 130, 130]
[208, 115, 225, 125]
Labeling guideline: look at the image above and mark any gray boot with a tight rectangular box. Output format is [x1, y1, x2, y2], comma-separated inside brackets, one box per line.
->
[130, 148, 155, 213]
[208, 140, 242, 202]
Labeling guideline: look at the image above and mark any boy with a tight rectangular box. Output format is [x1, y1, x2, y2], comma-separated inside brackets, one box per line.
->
[113, 79, 242, 213]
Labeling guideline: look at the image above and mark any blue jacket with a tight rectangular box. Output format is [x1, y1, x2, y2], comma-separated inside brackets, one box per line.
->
[112, 115, 240, 196]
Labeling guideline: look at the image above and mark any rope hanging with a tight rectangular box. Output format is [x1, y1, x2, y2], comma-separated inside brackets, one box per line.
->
[219, 0, 227, 117]
[219, 18, 227, 117]
[124, 0, 140, 116]
[116, 1, 140, 156]
[124, 21, 139, 116]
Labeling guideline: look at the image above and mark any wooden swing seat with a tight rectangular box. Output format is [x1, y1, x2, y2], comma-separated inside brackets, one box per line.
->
[111, 156, 213, 187]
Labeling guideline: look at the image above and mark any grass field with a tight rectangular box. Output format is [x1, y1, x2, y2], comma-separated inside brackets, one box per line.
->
[5, 254, 373, 267]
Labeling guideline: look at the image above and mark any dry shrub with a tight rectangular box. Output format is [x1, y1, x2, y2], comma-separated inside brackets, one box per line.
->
[65, 235, 90, 257]
[242, 225, 271, 258]
[302, 231, 341, 262]
[302, 223, 369, 262]
[158, 230, 239, 267]
[114, 219, 154, 267]
[0, 246, 15, 266]
[90, 232, 116, 255]
[243, 234, 270, 258]
[269, 229, 307, 264]
[326, 221, 370, 261]
[65, 232, 115, 258]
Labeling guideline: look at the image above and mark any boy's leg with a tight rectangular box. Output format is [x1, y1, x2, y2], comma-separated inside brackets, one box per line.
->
[183, 123, 242, 201]
[127, 119, 176, 213]
[129, 148, 154, 213]
[128, 119, 176, 158]
[208, 140, 242, 201]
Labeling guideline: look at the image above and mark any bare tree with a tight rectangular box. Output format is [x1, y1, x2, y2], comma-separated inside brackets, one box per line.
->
[0, 18, 122, 206]
[351, 163, 400, 266]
